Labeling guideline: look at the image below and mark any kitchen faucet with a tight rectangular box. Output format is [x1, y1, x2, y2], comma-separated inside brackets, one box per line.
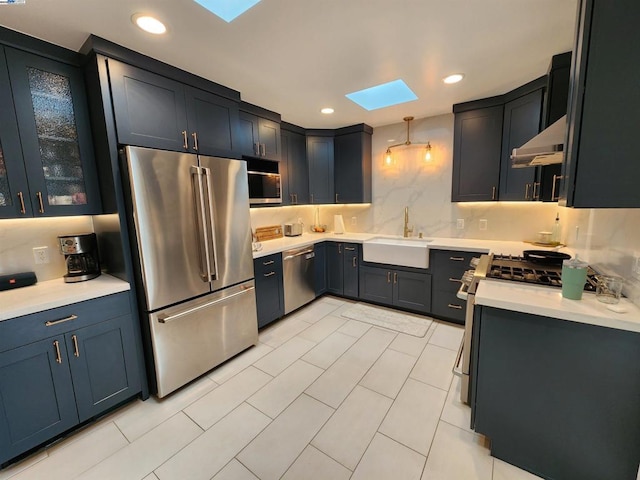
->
[403, 206, 413, 238]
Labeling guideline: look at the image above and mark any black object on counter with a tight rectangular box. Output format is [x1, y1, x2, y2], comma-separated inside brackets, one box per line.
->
[522, 250, 571, 266]
[0, 272, 37, 291]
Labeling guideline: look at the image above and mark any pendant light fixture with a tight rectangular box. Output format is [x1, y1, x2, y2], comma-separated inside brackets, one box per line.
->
[383, 116, 433, 166]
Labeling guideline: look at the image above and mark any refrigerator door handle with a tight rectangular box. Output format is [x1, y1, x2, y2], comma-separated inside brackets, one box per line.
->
[191, 165, 213, 281]
[157, 285, 256, 323]
[202, 166, 220, 282]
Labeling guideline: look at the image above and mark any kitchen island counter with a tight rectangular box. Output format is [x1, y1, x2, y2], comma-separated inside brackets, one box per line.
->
[0, 274, 131, 321]
[475, 280, 640, 333]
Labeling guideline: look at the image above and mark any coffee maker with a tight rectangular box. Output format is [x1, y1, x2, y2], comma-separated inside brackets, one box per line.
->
[58, 233, 101, 283]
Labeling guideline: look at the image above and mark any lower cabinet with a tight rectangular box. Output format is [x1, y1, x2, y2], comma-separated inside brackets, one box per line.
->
[359, 266, 431, 314]
[253, 253, 284, 328]
[0, 293, 141, 466]
[327, 242, 359, 298]
[314, 242, 327, 296]
[430, 249, 477, 324]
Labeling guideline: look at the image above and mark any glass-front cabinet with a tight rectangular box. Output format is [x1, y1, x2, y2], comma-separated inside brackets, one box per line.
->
[0, 46, 100, 218]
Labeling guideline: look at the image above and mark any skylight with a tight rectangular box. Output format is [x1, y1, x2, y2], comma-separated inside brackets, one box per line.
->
[345, 80, 418, 111]
[193, 0, 261, 23]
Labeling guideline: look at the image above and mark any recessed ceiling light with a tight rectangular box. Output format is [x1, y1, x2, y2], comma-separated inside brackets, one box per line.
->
[346, 79, 418, 111]
[132, 14, 167, 34]
[320, 108, 334, 114]
[443, 73, 465, 84]
[193, 0, 261, 23]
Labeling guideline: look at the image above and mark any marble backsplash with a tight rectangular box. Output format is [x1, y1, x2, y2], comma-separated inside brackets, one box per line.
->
[0, 216, 94, 282]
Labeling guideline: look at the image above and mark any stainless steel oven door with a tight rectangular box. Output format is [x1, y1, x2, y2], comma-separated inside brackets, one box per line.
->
[452, 280, 474, 404]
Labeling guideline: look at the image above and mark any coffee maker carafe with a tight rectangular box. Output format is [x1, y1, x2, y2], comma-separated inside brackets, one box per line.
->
[58, 233, 101, 283]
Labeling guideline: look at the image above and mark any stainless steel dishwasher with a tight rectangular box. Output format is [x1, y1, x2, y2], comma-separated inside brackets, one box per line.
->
[283, 245, 315, 314]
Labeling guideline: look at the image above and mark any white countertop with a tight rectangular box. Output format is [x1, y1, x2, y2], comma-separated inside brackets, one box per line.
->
[252, 232, 560, 259]
[0, 274, 131, 321]
[475, 280, 640, 333]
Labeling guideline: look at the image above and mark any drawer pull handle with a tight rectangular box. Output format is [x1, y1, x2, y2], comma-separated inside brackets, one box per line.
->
[449, 257, 465, 261]
[263, 271, 276, 277]
[447, 303, 463, 310]
[449, 277, 462, 283]
[53, 340, 62, 364]
[262, 260, 274, 266]
[45, 314, 78, 327]
[345, 247, 355, 251]
[72, 334, 80, 357]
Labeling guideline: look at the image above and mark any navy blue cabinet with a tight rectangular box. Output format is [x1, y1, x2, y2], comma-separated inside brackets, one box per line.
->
[359, 266, 431, 314]
[0, 293, 141, 466]
[334, 125, 372, 204]
[238, 111, 281, 161]
[473, 306, 640, 480]
[451, 106, 504, 202]
[430, 249, 476, 324]
[253, 253, 284, 328]
[314, 242, 327, 296]
[109, 59, 239, 158]
[327, 242, 358, 298]
[0, 47, 100, 218]
[499, 89, 543, 201]
[561, 0, 640, 207]
[280, 124, 309, 205]
[307, 133, 334, 204]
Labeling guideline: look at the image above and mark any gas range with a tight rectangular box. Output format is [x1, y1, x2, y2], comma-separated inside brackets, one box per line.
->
[486, 254, 598, 292]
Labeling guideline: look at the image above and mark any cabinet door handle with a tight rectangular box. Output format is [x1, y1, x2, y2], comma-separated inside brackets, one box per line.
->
[387, 271, 391, 283]
[491, 186, 497, 201]
[290, 193, 295, 203]
[338, 244, 341, 254]
[71, 334, 80, 357]
[335, 193, 339, 203]
[449, 257, 465, 261]
[533, 181, 540, 201]
[310, 194, 314, 203]
[294, 194, 298, 204]
[449, 277, 462, 283]
[263, 271, 276, 277]
[17, 191, 26, 214]
[552, 174, 563, 201]
[36, 191, 44, 213]
[352, 257, 357, 268]
[182, 130, 188, 149]
[45, 314, 78, 327]
[525, 183, 531, 200]
[262, 260, 274, 266]
[448, 303, 463, 310]
[260, 143, 266, 156]
[191, 132, 199, 151]
[53, 340, 62, 364]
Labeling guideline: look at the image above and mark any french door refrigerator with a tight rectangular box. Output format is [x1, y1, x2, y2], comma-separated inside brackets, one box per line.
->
[123, 146, 257, 397]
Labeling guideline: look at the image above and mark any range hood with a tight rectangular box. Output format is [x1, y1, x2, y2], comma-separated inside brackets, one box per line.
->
[511, 115, 566, 168]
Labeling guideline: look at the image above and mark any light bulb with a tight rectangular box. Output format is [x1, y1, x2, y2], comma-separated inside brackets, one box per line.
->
[424, 143, 432, 162]
[384, 149, 393, 166]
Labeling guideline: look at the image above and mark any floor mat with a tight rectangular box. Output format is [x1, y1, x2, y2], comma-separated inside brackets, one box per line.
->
[340, 303, 432, 337]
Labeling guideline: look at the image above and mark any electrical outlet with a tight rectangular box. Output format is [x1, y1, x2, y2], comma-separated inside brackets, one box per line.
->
[351, 216, 357, 226]
[479, 219, 488, 231]
[456, 219, 465, 230]
[33, 246, 50, 264]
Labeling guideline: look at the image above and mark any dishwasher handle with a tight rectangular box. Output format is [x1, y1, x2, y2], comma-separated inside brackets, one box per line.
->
[283, 247, 315, 261]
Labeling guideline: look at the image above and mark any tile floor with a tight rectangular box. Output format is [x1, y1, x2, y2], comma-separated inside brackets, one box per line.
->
[0, 296, 543, 480]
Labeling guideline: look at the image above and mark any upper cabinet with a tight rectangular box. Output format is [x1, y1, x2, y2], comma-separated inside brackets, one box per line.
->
[108, 59, 239, 158]
[451, 104, 504, 202]
[0, 46, 100, 218]
[452, 77, 546, 203]
[307, 132, 334, 204]
[561, 0, 640, 208]
[238, 104, 281, 161]
[334, 124, 372, 204]
[280, 123, 309, 205]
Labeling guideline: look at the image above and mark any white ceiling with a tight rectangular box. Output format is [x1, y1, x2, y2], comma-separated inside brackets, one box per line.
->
[0, 0, 578, 129]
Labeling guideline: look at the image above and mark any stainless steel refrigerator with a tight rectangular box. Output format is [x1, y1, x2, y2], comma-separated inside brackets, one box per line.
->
[123, 146, 257, 398]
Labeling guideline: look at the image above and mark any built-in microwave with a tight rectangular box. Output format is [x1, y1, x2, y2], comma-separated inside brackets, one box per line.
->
[247, 158, 281, 204]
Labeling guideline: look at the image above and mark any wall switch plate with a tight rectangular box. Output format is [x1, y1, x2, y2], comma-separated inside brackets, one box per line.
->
[33, 246, 50, 264]
[479, 219, 488, 231]
[351, 216, 357, 226]
[456, 219, 464, 230]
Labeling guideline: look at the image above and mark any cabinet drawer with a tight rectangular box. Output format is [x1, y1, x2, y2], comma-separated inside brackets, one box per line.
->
[0, 292, 130, 353]
[431, 249, 478, 293]
[254, 253, 282, 277]
[431, 289, 466, 324]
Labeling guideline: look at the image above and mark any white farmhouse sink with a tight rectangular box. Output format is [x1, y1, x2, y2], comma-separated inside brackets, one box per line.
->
[363, 237, 432, 269]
